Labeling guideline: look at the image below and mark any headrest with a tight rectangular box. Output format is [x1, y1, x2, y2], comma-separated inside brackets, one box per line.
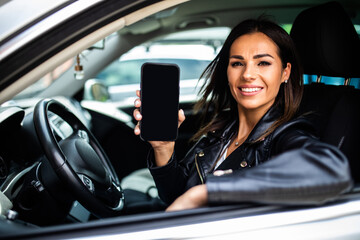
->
[290, 1, 360, 78]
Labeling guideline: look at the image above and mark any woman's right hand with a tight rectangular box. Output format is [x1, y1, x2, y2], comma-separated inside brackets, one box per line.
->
[133, 90, 185, 167]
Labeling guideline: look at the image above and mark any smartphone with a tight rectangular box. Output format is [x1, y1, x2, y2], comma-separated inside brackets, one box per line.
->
[140, 62, 180, 141]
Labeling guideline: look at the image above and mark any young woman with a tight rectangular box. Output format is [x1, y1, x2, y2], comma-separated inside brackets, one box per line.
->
[133, 18, 352, 211]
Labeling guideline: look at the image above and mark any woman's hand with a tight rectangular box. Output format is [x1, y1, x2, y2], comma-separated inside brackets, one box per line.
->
[166, 185, 208, 212]
[133, 90, 185, 166]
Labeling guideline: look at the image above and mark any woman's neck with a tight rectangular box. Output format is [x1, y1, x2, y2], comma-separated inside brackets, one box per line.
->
[225, 104, 273, 158]
[236, 105, 271, 140]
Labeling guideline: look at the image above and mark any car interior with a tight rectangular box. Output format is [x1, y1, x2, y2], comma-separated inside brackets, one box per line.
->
[0, 0, 360, 237]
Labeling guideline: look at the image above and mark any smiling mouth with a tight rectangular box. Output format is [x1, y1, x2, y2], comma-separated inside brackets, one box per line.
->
[239, 87, 263, 93]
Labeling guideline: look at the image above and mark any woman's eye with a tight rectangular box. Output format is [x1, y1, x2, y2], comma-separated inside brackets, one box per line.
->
[231, 62, 243, 67]
[258, 61, 271, 66]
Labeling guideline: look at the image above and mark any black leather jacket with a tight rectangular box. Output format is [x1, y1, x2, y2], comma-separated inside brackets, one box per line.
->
[148, 106, 353, 205]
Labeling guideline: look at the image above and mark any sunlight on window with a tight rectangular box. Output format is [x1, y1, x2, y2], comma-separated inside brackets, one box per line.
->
[354, 24, 360, 35]
[281, 24, 292, 34]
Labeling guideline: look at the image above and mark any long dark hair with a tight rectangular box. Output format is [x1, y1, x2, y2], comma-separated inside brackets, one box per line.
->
[192, 17, 303, 141]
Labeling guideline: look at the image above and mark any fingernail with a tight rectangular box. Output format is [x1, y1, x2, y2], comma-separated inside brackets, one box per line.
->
[136, 113, 141, 119]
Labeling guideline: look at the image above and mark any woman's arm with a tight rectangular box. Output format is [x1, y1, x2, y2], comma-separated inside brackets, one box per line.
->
[133, 90, 189, 204]
[206, 129, 353, 205]
[166, 184, 208, 211]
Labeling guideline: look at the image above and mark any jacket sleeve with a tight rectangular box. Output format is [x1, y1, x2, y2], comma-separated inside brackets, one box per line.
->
[147, 149, 189, 204]
[206, 128, 353, 205]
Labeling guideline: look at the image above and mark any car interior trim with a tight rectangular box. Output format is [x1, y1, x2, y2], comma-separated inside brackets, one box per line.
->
[123, 0, 189, 27]
[66, 198, 360, 240]
[1, 163, 38, 197]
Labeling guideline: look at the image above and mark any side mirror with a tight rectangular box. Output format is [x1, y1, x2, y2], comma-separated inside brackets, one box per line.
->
[83, 79, 110, 102]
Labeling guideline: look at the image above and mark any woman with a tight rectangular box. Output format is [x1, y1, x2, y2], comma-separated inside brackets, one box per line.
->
[133, 18, 352, 211]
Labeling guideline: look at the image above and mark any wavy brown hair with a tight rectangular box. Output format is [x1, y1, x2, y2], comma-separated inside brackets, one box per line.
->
[192, 17, 303, 141]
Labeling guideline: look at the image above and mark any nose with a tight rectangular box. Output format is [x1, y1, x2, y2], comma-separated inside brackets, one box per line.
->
[242, 64, 256, 81]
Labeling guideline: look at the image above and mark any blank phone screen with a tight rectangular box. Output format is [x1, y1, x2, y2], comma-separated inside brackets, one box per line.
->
[140, 63, 180, 141]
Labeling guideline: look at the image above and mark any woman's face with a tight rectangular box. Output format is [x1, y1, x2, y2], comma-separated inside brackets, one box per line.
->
[227, 32, 291, 114]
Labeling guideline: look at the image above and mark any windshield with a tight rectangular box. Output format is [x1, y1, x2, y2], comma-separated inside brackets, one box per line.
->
[97, 58, 211, 86]
[12, 27, 230, 102]
[97, 43, 217, 87]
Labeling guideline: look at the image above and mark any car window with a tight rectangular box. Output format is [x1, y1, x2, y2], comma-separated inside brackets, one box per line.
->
[304, 75, 360, 89]
[96, 45, 215, 86]
[86, 27, 230, 105]
[294, 23, 360, 89]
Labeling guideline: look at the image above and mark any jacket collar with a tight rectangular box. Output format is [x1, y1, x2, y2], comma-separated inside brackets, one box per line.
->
[209, 104, 283, 143]
[246, 104, 283, 142]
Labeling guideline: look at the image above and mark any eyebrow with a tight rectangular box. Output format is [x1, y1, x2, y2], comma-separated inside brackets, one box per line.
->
[229, 54, 274, 59]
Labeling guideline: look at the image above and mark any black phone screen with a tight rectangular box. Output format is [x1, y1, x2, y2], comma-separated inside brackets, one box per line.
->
[140, 62, 180, 141]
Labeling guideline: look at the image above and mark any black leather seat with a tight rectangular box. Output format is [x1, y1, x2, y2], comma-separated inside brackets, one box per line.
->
[290, 1, 360, 183]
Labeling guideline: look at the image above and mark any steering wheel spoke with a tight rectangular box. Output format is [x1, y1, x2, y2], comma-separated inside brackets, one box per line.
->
[78, 173, 95, 193]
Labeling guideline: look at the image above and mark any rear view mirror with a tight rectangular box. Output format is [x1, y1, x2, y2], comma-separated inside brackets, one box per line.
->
[88, 39, 105, 50]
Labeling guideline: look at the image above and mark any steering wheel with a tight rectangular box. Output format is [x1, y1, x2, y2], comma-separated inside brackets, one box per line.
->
[33, 98, 124, 218]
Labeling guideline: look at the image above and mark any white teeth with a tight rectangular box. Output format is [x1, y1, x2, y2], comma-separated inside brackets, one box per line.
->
[240, 87, 261, 92]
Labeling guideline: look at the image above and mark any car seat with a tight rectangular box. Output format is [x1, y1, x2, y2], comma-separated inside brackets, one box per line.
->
[290, 1, 360, 183]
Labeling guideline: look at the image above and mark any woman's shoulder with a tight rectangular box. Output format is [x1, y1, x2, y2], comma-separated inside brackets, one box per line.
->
[272, 114, 316, 139]
[269, 114, 320, 154]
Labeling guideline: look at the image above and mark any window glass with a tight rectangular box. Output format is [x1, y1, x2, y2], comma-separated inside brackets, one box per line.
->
[303, 74, 360, 89]
[92, 27, 231, 105]
[281, 24, 292, 34]
[350, 78, 360, 88]
[97, 45, 215, 86]
[354, 24, 360, 35]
